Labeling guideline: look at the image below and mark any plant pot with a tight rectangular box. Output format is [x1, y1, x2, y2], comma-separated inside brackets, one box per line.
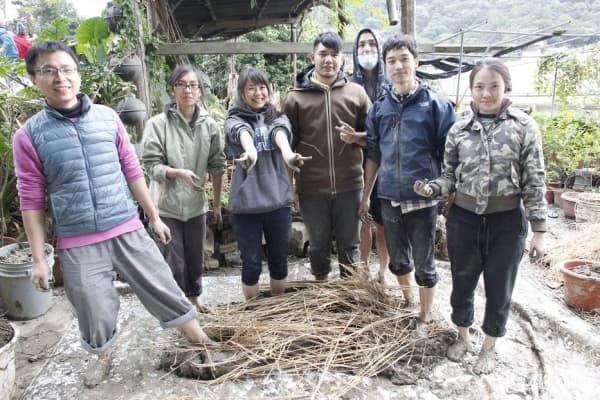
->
[110, 54, 143, 82]
[0, 321, 17, 399]
[116, 97, 147, 125]
[104, 3, 123, 33]
[553, 187, 566, 208]
[576, 192, 600, 224]
[561, 191, 579, 219]
[0, 237, 17, 247]
[544, 188, 554, 205]
[52, 254, 63, 287]
[559, 259, 600, 311]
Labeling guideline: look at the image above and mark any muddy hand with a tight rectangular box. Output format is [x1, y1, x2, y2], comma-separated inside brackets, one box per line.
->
[529, 232, 546, 261]
[358, 203, 373, 224]
[285, 153, 312, 172]
[150, 219, 172, 244]
[31, 260, 50, 292]
[234, 152, 257, 172]
[336, 120, 358, 144]
[413, 180, 434, 197]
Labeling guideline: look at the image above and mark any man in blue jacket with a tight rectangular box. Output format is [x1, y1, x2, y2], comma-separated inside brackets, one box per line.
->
[359, 34, 455, 337]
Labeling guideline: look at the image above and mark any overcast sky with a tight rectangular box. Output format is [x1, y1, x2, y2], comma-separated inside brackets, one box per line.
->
[2, 0, 106, 20]
[69, 0, 107, 18]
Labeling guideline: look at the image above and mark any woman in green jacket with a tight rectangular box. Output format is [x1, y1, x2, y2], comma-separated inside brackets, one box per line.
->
[142, 64, 226, 310]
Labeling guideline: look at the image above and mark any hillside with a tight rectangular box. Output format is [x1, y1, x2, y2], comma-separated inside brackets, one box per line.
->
[346, 0, 600, 48]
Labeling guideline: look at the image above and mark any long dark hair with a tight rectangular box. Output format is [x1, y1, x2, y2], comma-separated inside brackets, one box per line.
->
[236, 67, 281, 123]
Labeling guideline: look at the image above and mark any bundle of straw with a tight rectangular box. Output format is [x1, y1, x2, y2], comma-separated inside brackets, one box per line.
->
[174, 277, 450, 383]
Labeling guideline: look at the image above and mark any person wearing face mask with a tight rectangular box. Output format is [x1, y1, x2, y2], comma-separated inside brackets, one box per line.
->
[350, 28, 394, 288]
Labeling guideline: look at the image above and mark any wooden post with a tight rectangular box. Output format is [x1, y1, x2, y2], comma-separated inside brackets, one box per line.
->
[133, 0, 151, 143]
[400, 0, 415, 37]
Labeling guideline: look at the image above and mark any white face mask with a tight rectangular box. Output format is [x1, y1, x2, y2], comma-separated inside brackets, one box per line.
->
[357, 54, 378, 71]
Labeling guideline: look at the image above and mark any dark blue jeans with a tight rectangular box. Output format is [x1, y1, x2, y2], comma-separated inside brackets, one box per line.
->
[299, 190, 361, 278]
[381, 201, 438, 287]
[232, 207, 291, 286]
[446, 205, 527, 337]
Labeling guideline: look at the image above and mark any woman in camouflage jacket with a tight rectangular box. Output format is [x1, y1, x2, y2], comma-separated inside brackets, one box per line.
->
[414, 58, 546, 375]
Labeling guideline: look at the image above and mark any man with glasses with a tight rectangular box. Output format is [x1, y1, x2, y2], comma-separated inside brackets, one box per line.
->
[282, 32, 371, 280]
[12, 41, 215, 388]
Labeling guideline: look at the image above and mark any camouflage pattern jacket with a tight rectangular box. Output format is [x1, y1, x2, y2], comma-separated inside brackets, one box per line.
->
[430, 99, 547, 231]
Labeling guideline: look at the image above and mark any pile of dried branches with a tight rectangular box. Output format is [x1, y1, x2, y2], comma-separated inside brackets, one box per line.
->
[169, 278, 450, 383]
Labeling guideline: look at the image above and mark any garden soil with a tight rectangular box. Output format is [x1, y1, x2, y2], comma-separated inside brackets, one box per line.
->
[3, 207, 600, 400]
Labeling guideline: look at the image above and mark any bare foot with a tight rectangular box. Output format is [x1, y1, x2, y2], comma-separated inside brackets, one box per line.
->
[447, 337, 471, 362]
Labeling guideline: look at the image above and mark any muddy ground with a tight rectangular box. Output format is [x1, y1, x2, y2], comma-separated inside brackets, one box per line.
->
[3, 206, 600, 400]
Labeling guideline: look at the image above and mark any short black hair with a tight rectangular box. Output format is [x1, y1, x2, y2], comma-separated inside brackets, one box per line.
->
[24, 41, 79, 76]
[382, 34, 418, 61]
[313, 32, 344, 52]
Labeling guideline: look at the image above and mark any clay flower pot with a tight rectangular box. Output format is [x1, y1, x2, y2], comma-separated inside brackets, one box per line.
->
[561, 191, 579, 219]
[559, 259, 600, 311]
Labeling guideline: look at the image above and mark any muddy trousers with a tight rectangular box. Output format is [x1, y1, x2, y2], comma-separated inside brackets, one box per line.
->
[446, 205, 527, 337]
[299, 190, 361, 278]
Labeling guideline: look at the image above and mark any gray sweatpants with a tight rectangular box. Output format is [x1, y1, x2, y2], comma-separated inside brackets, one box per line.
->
[58, 228, 198, 354]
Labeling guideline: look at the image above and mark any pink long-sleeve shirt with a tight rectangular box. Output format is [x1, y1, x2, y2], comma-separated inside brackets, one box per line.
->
[13, 117, 144, 249]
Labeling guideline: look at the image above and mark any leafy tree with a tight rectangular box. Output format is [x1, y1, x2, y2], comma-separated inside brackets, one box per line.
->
[535, 44, 600, 107]
[12, 0, 78, 37]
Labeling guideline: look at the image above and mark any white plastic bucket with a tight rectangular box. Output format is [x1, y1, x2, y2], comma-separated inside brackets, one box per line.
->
[0, 243, 53, 320]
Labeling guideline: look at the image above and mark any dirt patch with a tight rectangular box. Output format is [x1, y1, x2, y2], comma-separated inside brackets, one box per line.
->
[0, 317, 13, 347]
[0, 244, 52, 264]
[571, 262, 600, 279]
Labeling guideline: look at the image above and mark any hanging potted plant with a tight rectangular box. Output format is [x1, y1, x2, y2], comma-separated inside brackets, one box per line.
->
[109, 54, 143, 82]
[104, 2, 123, 33]
[116, 96, 147, 125]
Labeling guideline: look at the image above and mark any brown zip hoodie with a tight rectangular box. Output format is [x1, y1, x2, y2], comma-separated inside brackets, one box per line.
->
[282, 67, 371, 195]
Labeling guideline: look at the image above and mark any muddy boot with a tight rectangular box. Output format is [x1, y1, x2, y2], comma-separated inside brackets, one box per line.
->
[83, 351, 112, 388]
[447, 337, 471, 362]
[473, 348, 496, 374]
